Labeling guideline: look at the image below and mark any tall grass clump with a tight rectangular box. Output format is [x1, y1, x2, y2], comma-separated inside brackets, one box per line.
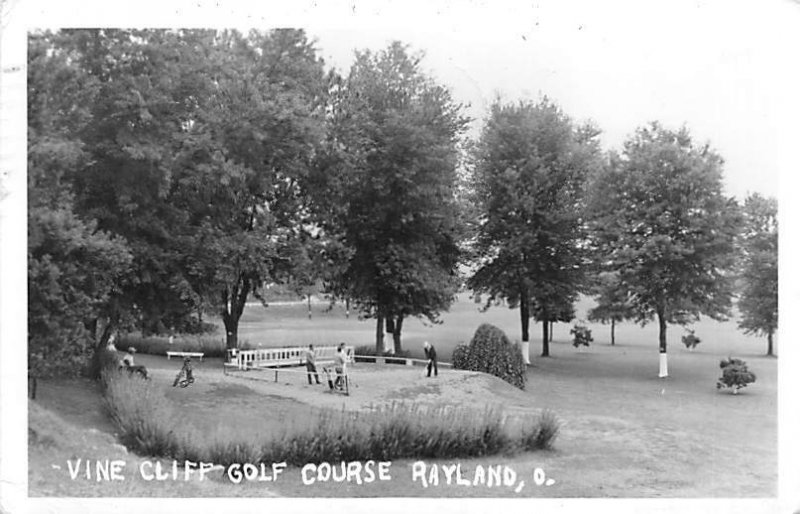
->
[519, 410, 560, 451]
[103, 381, 558, 465]
[259, 402, 551, 465]
[103, 372, 181, 456]
[452, 324, 527, 389]
[98, 348, 557, 465]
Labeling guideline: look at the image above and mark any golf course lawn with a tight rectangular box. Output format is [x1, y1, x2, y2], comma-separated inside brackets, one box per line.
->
[29, 295, 777, 497]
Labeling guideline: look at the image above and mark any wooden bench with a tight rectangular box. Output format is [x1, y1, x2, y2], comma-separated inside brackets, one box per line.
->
[166, 351, 205, 362]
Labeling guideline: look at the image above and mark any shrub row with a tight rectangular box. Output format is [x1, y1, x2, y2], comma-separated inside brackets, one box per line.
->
[452, 323, 527, 390]
[353, 345, 411, 365]
[98, 350, 558, 465]
[116, 333, 230, 359]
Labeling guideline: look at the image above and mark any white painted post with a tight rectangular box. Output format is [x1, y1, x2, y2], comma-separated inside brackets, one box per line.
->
[658, 352, 669, 378]
[521, 341, 531, 365]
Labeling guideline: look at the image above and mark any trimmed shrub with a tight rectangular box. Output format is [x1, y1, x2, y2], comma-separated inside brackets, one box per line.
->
[570, 323, 593, 348]
[682, 330, 701, 349]
[453, 324, 526, 390]
[716, 357, 756, 393]
[451, 343, 470, 369]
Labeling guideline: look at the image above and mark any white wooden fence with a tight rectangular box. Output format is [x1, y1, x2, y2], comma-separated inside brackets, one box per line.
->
[225, 345, 354, 371]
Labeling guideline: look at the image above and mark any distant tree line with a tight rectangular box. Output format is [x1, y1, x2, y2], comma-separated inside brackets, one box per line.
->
[27, 29, 778, 379]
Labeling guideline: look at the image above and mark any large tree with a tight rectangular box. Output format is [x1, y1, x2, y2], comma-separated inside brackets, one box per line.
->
[171, 29, 328, 349]
[316, 42, 468, 352]
[28, 32, 133, 378]
[736, 193, 778, 356]
[586, 123, 740, 377]
[33, 29, 329, 349]
[467, 99, 601, 359]
[33, 29, 219, 337]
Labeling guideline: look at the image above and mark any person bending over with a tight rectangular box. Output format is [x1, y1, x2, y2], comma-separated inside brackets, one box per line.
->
[423, 341, 438, 378]
[173, 356, 194, 387]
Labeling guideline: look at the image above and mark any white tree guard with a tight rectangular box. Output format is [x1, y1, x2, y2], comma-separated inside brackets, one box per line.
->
[659, 352, 669, 378]
[521, 341, 531, 365]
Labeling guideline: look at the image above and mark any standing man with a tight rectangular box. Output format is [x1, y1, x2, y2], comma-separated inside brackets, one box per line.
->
[423, 341, 438, 377]
[305, 344, 321, 385]
[334, 343, 348, 390]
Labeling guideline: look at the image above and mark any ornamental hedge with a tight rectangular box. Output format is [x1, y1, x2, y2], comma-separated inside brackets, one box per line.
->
[452, 323, 526, 390]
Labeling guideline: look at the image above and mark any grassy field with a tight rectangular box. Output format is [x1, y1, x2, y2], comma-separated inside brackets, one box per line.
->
[29, 294, 777, 499]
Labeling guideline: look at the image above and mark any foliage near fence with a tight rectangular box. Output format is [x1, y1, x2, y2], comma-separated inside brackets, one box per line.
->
[452, 324, 527, 390]
[353, 345, 411, 364]
[117, 333, 233, 359]
[97, 349, 557, 465]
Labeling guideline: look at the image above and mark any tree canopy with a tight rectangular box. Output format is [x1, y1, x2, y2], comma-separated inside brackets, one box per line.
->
[28, 31, 133, 375]
[28, 29, 329, 353]
[467, 98, 601, 357]
[736, 193, 778, 356]
[586, 122, 740, 375]
[315, 42, 469, 352]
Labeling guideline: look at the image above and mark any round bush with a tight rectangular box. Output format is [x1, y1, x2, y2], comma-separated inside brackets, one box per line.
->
[682, 330, 701, 349]
[453, 324, 526, 390]
[716, 357, 756, 393]
[570, 323, 593, 348]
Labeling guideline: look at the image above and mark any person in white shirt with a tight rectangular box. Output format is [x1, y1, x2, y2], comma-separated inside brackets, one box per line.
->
[119, 347, 149, 379]
[334, 343, 348, 389]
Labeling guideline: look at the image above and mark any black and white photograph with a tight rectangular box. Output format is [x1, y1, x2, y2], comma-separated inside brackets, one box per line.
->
[1, 1, 798, 513]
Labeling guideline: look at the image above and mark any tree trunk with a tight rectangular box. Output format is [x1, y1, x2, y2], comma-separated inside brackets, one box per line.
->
[541, 315, 550, 357]
[375, 312, 384, 352]
[222, 277, 251, 350]
[549, 321, 554, 342]
[611, 319, 615, 346]
[767, 330, 774, 356]
[657, 305, 668, 377]
[307, 294, 312, 319]
[88, 317, 118, 379]
[392, 315, 404, 354]
[90, 317, 117, 350]
[223, 315, 239, 350]
[345, 298, 350, 319]
[519, 293, 531, 365]
[385, 316, 395, 334]
[520, 293, 530, 342]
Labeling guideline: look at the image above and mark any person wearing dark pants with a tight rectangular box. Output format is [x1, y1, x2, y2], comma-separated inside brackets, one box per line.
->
[305, 344, 321, 385]
[423, 341, 438, 377]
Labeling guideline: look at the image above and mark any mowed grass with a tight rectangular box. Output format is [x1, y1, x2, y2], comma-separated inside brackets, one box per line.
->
[30, 295, 777, 497]
[183, 294, 780, 497]
[232, 293, 774, 362]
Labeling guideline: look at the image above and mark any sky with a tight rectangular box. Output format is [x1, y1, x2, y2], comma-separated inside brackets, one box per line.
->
[302, 1, 796, 201]
[4, 0, 798, 202]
